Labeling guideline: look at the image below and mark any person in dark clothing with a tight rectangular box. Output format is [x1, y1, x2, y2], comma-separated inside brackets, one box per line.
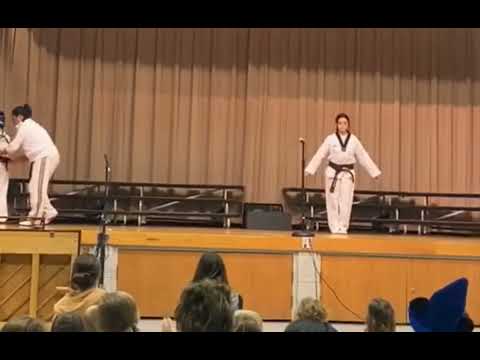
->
[51, 312, 86, 332]
[1, 316, 47, 332]
[285, 297, 337, 332]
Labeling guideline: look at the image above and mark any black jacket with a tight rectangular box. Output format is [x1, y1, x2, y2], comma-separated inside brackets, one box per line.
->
[284, 319, 338, 332]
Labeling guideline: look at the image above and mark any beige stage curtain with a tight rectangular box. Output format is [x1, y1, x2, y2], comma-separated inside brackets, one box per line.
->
[0, 28, 479, 203]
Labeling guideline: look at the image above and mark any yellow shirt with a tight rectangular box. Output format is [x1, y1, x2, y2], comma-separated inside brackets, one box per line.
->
[53, 287, 106, 319]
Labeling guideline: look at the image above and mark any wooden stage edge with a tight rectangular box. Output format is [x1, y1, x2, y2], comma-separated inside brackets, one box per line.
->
[60, 225, 480, 259]
[1, 224, 480, 259]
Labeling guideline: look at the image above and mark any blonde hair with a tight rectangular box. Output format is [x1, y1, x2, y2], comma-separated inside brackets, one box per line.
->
[366, 298, 395, 332]
[295, 297, 328, 323]
[233, 310, 263, 332]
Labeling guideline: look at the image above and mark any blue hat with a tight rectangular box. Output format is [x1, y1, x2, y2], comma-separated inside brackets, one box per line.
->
[408, 278, 468, 332]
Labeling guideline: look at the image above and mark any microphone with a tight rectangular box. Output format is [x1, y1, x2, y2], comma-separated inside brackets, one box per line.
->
[103, 154, 111, 198]
[104, 154, 111, 173]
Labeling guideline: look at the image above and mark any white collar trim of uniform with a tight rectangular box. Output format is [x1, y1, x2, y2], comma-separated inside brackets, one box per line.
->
[16, 118, 31, 130]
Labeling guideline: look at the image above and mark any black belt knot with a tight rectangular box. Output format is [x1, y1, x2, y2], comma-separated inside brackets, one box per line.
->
[328, 161, 355, 193]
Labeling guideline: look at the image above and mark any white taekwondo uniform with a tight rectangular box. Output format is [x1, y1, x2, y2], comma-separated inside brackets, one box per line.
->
[0, 118, 60, 225]
[0, 131, 10, 222]
[305, 132, 381, 234]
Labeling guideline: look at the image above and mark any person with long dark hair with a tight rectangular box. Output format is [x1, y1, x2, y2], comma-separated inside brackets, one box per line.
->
[53, 254, 106, 319]
[305, 113, 381, 234]
[0, 104, 60, 226]
[192, 252, 243, 311]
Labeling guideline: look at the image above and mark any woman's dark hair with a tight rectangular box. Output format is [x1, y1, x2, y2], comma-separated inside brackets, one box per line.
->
[335, 113, 350, 123]
[366, 298, 396, 332]
[12, 104, 32, 120]
[409, 297, 429, 316]
[175, 279, 233, 332]
[192, 252, 229, 285]
[51, 313, 86, 332]
[71, 254, 100, 291]
[96, 291, 139, 332]
[1, 316, 46, 332]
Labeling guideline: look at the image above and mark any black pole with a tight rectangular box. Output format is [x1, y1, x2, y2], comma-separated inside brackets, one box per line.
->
[96, 154, 111, 287]
[301, 138, 306, 207]
[292, 138, 314, 238]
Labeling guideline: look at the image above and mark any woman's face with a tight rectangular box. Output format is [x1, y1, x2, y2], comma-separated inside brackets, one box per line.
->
[12, 115, 23, 126]
[336, 117, 349, 133]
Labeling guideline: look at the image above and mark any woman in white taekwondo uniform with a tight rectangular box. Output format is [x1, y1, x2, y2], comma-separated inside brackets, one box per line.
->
[0, 104, 60, 226]
[0, 111, 10, 223]
[305, 113, 381, 234]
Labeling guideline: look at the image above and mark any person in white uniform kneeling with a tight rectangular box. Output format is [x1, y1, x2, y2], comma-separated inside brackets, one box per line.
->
[0, 104, 60, 226]
[305, 113, 381, 234]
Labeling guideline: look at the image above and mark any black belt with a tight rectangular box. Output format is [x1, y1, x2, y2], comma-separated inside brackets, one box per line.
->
[328, 161, 354, 193]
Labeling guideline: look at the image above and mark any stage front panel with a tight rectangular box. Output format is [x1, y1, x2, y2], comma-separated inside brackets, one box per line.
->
[406, 259, 480, 323]
[320, 256, 409, 323]
[117, 250, 293, 319]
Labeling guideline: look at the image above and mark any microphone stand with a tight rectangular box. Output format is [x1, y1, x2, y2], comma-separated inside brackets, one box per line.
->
[96, 154, 111, 288]
[292, 139, 315, 238]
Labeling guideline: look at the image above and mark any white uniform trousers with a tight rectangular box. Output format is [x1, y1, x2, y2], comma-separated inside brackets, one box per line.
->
[0, 161, 9, 222]
[325, 171, 355, 234]
[28, 152, 60, 221]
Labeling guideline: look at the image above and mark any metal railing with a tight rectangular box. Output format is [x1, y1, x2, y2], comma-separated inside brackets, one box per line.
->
[283, 187, 480, 235]
[10, 179, 245, 228]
